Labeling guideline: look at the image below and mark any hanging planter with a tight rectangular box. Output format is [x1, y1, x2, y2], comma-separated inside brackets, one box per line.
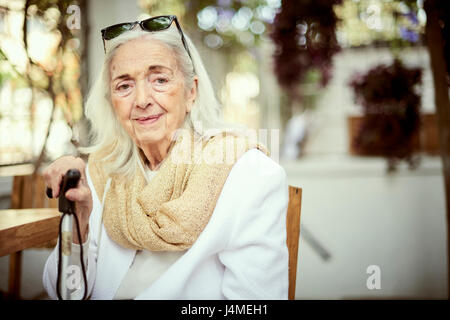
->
[348, 58, 423, 171]
[270, 0, 342, 102]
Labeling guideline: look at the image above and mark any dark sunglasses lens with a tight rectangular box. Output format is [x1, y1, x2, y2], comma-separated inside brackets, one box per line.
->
[103, 23, 134, 40]
[141, 16, 173, 31]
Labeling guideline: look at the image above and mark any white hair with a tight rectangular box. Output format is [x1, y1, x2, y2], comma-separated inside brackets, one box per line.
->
[79, 24, 244, 177]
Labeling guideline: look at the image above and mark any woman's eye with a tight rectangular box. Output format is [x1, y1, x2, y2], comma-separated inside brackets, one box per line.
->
[156, 78, 168, 84]
[118, 84, 130, 91]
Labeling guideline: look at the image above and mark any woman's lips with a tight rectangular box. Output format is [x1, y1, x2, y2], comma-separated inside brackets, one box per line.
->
[135, 113, 163, 125]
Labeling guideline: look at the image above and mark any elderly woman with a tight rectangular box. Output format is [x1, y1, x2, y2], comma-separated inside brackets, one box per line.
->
[42, 15, 289, 300]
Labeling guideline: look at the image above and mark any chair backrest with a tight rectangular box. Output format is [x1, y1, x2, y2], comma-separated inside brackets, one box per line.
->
[11, 173, 58, 248]
[287, 185, 302, 300]
[11, 173, 58, 210]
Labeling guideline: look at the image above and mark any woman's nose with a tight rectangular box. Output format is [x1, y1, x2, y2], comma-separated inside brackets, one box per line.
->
[135, 80, 153, 109]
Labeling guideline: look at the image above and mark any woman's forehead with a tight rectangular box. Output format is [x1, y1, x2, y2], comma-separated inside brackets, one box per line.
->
[110, 38, 179, 77]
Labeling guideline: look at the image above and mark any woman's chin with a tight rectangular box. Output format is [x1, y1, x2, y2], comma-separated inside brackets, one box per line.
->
[135, 136, 163, 148]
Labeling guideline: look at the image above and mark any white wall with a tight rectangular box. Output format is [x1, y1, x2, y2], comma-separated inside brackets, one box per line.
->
[282, 156, 447, 299]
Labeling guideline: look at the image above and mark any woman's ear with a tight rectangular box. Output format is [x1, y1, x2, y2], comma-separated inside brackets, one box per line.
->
[186, 76, 198, 113]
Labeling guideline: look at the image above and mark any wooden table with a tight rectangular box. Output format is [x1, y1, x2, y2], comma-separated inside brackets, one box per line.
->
[0, 208, 60, 257]
[0, 163, 34, 177]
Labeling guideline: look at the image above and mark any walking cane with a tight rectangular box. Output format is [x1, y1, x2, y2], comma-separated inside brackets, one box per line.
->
[46, 168, 88, 300]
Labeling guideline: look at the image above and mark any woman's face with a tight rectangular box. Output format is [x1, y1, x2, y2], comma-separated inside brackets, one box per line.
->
[109, 37, 197, 150]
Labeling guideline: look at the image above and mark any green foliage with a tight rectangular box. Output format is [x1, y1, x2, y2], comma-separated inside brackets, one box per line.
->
[335, 0, 426, 49]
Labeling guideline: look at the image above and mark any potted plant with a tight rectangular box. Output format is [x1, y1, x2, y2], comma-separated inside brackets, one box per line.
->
[348, 58, 423, 171]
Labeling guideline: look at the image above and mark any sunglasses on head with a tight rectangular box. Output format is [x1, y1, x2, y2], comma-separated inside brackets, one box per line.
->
[101, 15, 192, 61]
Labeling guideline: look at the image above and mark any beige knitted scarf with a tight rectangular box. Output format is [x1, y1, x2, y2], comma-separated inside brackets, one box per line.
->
[88, 130, 269, 251]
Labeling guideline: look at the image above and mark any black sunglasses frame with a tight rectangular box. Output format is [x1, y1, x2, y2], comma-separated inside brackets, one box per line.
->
[100, 15, 192, 61]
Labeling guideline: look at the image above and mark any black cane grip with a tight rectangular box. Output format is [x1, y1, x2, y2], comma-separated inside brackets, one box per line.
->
[46, 169, 81, 199]
[58, 169, 81, 214]
[45, 169, 81, 214]
[62, 169, 81, 192]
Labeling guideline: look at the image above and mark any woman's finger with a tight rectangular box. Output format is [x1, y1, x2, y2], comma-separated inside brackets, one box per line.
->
[65, 186, 89, 203]
[50, 170, 64, 198]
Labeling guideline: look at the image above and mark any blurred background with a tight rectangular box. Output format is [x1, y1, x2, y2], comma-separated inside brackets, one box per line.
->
[0, 0, 448, 299]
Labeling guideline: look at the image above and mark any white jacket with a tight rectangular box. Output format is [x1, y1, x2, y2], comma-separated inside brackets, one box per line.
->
[43, 149, 289, 299]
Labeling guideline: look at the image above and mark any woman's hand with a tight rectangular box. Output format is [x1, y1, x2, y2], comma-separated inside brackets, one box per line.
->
[43, 156, 92, 244]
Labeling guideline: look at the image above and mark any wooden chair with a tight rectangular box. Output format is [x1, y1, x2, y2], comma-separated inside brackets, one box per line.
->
[6, 173, 58, 299]
[287, 185, 302, 300]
